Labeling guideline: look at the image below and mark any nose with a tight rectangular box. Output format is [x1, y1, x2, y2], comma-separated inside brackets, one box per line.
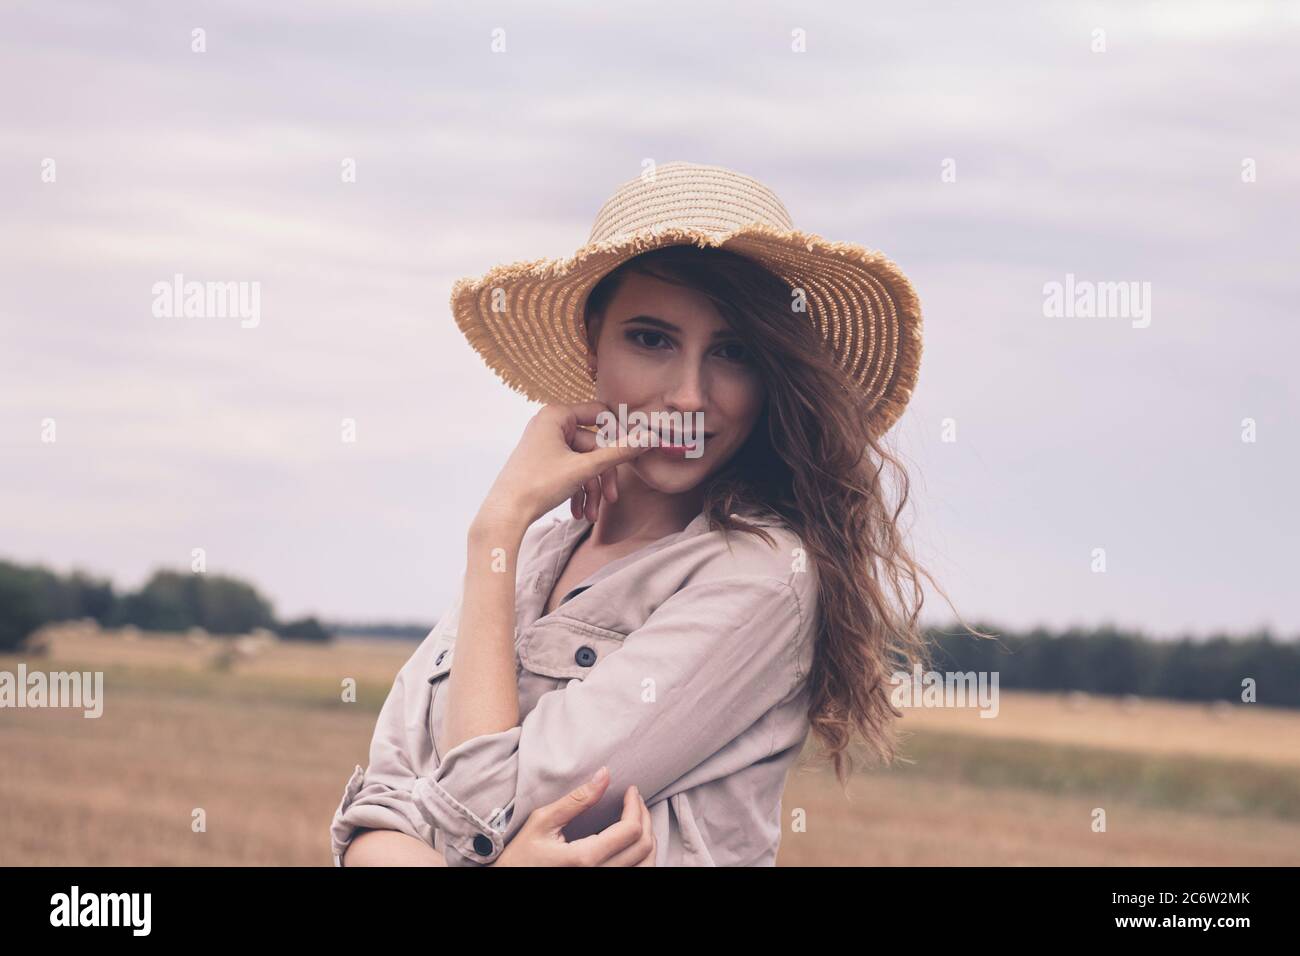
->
[662, 355, 706, 414]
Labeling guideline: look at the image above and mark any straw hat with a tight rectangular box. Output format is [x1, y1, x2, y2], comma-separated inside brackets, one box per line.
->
[449, 161, 922, 438]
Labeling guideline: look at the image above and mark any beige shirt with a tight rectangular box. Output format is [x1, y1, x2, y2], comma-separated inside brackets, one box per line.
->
[329, 508, 819, 866]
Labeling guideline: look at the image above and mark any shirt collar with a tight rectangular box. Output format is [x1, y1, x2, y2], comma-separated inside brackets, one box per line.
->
[517, 509, 713, 629]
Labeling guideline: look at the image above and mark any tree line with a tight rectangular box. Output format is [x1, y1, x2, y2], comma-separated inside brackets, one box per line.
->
[2, 558, 1296, 709]
[926, 622, 1300, 708]
[0, 559, 330, 651]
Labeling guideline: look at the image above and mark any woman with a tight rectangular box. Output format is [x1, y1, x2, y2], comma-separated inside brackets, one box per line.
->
[331, 162, 978, 866]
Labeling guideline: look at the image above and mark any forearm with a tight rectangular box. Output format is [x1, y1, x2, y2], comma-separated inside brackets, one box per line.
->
[342, 828, 448, 866]
[440, 509, 529, 753]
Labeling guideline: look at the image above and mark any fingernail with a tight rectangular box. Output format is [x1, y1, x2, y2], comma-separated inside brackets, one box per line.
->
[589, 766, 607, 785]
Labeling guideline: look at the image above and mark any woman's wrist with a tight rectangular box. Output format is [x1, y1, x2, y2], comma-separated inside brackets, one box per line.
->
[470, 498, 533, 544]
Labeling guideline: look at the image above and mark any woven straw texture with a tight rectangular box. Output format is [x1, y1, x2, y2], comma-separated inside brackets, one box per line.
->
[449, 162, 922, 438]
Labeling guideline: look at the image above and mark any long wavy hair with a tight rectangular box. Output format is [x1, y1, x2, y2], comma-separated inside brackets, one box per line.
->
[583, 244, 991, 788]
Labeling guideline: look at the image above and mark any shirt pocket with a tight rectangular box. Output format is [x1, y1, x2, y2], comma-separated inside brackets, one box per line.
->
[517, 616, 626, 684]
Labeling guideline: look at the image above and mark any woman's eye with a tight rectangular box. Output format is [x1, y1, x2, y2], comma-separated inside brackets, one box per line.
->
[629, 329, 670, 350]
[715, 341, 747, 362]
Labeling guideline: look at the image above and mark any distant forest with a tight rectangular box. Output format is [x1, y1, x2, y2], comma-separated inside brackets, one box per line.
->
[1, 558, 1296, 708]
[329, 622, 434, 640]
[0, 559, 330, 649]
[926, 623, 1299, 708]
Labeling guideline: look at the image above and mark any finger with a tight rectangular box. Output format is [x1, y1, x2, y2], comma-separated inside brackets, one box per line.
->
[565, 784, 643, 867]
[542, 405, 614, 456]
[598, 786, 654, 867]
[596, 787, 644, 868]
[634, 794, 656, 866]
[569, 487, 583, 520]
[583, 478, 600, 522]
[568, 425, 639, 474]
[567, 425, 653, 482]
[569, 785, 641, 867]
[546, 403, 613, 447]
[535, 766, 611, 832]
[600, 467, 618, 503]
[566, 818, 643, 867]
[569, 416, 640, 456]
[569, 427, 600, 453]
[562, 401, 616, 429]
[631, 789, 654, 865]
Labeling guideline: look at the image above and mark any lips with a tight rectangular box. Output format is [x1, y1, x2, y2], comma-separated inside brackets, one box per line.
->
[652, 432, 713, 448]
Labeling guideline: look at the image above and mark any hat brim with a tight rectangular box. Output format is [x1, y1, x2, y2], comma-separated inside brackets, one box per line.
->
[449, 223, 922, 439]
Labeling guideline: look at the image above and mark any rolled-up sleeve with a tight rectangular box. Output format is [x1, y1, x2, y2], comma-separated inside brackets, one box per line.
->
[413, 574, 808, 866]
[329, 595, 462, 865]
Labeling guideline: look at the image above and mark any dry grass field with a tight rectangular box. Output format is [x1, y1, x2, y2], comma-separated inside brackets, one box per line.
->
[2, 625, 1298, 866]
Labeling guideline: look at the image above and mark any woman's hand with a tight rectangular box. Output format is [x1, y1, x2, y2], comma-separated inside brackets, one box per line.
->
[340, 769, 656, 866]
[490, 766, 657, 867]
[476, 403, 650, 534]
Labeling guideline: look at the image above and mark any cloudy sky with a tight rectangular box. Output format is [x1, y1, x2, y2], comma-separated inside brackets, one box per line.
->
[2, 0, 1296, 636]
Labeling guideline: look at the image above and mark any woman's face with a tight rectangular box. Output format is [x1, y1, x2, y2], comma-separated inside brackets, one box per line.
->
[589, 270, 767, 496]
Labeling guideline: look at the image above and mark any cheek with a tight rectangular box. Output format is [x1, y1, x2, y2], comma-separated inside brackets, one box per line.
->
[592, 346, 654, 406]
[711, 376, 766, 435]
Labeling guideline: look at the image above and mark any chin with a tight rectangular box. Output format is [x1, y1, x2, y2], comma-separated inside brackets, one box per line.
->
[631, 454, 717, 495]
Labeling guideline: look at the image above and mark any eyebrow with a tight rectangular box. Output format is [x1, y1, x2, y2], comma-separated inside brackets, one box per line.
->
[622, 315, 735, 340]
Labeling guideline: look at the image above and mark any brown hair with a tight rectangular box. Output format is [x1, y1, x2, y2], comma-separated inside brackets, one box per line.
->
[583, 244, 991, 788]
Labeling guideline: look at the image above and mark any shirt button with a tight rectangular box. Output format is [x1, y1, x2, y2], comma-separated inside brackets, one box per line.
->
[574, 645, 597, 667]
[473, 834, 494, 856]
